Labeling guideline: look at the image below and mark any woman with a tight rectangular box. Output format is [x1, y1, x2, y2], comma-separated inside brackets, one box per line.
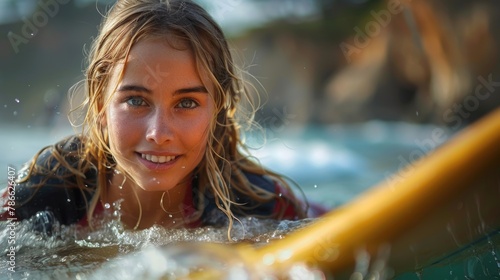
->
[1, 0, 323, 238]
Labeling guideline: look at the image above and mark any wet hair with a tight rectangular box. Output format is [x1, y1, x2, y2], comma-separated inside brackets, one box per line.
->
[25, 0, 306, 238]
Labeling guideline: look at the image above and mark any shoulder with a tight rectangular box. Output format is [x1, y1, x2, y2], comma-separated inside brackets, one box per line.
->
[18, 135, 94, 188]
[233, 172, 277, 210]
[241, 172, 313, 220]
[1, 135, 97, 226]
[243, 172, 277, 192]
[200, 171, 302, 225]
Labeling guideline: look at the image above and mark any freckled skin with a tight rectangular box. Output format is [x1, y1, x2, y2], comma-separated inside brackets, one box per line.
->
[102, 38, 215, 226]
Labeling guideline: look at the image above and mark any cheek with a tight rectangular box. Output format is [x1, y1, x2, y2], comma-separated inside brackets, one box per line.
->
[183, 111, 213, 153]
[106, 106, 141, 150]
[186, 118, 210, 147]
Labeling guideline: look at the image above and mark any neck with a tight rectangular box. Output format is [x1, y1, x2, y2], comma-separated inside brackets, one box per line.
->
[105, 172, 189, 229]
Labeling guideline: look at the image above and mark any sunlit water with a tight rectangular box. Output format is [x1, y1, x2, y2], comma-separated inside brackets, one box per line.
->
[0, 205, 317, 279]
[1, 121, 499, 279]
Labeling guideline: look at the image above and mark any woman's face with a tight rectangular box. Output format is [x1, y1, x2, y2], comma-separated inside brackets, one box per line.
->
[104, 38, 215, 192]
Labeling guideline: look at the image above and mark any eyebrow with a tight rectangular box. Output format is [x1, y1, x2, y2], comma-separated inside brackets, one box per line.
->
[117, 84, 207, 95]
[175, 86, 208, 95]
[117, 84, 152, 93]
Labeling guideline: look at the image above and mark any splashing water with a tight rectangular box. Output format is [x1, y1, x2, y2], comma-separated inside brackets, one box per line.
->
[2, 205, 499, 279]
[0, 203, 319, 280]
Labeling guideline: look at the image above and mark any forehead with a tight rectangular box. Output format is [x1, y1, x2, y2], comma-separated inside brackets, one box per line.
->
[127, 37, 192, 71]
[129, 35, 190, 59]
[107, 37, 213, 92]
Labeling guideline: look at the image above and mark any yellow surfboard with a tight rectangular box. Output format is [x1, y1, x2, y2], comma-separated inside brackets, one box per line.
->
[230, 108, 500, 278]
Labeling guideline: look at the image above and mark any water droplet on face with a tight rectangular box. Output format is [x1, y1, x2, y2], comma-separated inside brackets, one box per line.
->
[67, 199, 71, 202]
[169, 214, 173, 218]
[15, 98, 20, 103]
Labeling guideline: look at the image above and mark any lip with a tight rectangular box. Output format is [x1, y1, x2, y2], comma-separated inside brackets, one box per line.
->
[138, 150, 179, 156]
[136, 151, 180, 171]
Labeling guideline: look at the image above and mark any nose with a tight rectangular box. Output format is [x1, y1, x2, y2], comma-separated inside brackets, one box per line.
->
[145, 109, 174, 144]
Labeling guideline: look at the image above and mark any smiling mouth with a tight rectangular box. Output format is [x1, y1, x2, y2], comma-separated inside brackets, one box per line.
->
[140, 153, 177, 164]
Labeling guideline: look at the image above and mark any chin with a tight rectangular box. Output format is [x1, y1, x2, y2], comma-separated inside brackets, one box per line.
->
[136, 177, 179, 192]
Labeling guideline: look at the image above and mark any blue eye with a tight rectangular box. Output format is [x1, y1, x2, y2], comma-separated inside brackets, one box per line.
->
[126, 96, 147, 107]
[177, 98, 198, 109]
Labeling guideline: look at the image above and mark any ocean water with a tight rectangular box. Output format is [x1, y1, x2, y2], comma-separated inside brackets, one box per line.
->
[2, 121, 498, 279]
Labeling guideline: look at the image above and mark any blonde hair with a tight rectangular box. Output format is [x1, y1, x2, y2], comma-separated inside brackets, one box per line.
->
[26, 0, 306, 237]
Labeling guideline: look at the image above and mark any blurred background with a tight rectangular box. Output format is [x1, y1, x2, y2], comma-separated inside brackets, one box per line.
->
[1, 0, 500, 207]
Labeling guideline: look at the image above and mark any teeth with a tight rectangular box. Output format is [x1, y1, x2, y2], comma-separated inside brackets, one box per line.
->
[141, 153, 176, 163]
